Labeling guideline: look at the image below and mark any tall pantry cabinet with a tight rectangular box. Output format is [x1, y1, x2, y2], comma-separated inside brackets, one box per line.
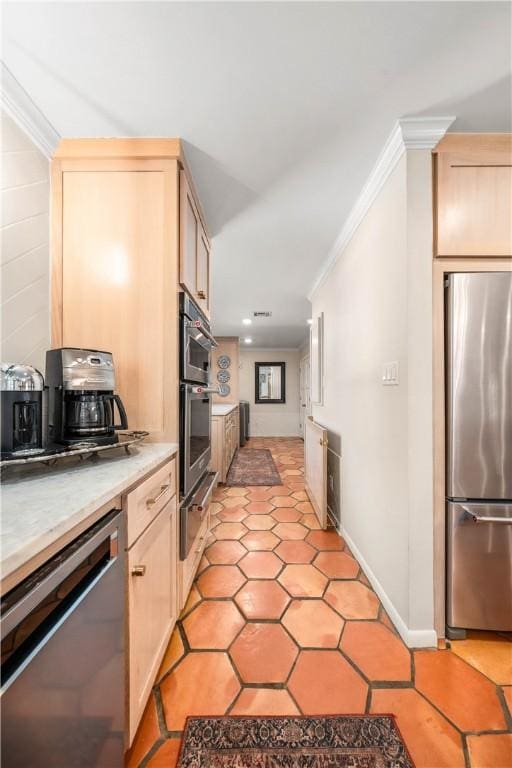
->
[51, 139, 211, 441]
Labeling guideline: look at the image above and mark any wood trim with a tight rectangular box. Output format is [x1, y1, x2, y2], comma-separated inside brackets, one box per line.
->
[53, 137, 182, 159]
[434, 133, 512, 155]
[432, 257, 512, 638]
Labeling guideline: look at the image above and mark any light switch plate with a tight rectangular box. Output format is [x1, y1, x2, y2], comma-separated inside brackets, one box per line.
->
[382, 361, 399, 386]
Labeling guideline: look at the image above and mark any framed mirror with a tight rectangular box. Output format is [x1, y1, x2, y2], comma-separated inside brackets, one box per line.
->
[255, 362, 286, 404]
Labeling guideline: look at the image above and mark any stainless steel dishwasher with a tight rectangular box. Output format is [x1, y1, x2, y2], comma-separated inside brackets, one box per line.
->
[1, 509, 126, 768]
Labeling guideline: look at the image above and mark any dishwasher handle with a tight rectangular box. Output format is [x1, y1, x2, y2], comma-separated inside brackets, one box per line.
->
[1, 509, 123, 638]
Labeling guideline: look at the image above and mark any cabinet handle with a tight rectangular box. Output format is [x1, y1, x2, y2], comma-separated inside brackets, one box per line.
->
[146, 484, 169, 507]
[197, 290, 206, 300]
[131, 565, 146, 576]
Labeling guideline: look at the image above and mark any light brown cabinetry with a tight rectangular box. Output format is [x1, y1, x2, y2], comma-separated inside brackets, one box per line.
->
[211, 406, 239, 484]
[179, 170, 211, 317]
[125, 457, 178, 744]
[52, 139, 210, 442]
[434, 134, 512, 257]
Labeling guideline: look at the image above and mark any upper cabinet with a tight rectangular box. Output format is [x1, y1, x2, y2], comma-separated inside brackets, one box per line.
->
[179, 170, 211, 317]
[433, 134, 512, 257]
[52, 139, 210, 442]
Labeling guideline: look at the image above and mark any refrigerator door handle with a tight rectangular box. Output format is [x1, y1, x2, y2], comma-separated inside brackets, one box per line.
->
[461, 506, 512, 525]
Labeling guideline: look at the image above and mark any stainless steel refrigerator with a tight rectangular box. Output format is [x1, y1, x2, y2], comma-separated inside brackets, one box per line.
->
[445, 272, 512, 639]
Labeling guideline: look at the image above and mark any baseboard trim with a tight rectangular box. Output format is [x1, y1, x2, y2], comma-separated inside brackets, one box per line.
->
[340, 525, 438, 649]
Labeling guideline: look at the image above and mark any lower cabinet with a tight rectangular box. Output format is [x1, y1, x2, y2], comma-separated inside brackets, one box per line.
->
[211, 406, 239, 483]
[127, 495, 178, 743]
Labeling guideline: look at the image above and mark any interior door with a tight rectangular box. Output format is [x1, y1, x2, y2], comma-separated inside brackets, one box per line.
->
[304, 417, 328, 529]
[299, 355, 311, 437]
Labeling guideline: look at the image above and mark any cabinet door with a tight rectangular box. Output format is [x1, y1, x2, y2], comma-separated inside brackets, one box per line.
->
[436, 150, 512, 257]
[61, 168, 170, 436]
[196, 224, 210, 317]
[128, 499, 177, 743]
[179, 170, 199, 297]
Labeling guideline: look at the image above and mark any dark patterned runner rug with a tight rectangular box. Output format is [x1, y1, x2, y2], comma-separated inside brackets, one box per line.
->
[227, 449, 282, 486]
[178, 715, 415, 767]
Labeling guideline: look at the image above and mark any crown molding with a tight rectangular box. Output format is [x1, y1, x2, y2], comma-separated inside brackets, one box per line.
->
[399, 116, 456, 149]
[308, 115, 455, 300]
[1, 62, 60, 159]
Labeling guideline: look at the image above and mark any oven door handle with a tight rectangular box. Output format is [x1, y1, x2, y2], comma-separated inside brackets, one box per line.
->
[185, 320, 217, 347]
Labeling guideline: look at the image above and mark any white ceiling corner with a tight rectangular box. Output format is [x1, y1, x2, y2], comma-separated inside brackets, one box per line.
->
[308, 115, 455, 300]
[1, 62, 60, 158]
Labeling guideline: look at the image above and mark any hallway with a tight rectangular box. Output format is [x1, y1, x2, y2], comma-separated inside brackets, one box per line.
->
[129, 439, 512, 768]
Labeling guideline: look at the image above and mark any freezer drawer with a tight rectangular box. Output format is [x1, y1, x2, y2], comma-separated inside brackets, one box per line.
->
[446, 502, 512, 631]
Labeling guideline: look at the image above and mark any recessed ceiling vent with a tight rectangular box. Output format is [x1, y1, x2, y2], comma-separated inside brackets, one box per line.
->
[253, 311, 272, 318]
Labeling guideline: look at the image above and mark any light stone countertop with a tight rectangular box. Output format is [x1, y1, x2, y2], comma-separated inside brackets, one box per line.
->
[212, 403, 239, 416]
[0, 442, 178, 593]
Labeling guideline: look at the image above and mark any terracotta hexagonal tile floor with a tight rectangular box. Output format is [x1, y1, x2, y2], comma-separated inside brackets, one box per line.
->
[271, 495, 299, 507]
[183, 601, 245, 649]
[340, 621, 411, 681]
[130, 437, 512, 767]
[300, 514, 321, 530]
[278, 563, 328, 597]
[146, 739, 181, 768]
[272, 508, 302, 523]
[324, 580, 380, 619]
[306, 530, 345, 551]
[414, 650, 507, 732]
[282, 599, 344, 648]
[370, 688, 466, 768]
[218, 508, 248, 523]
[245, 501, 274, 514]
[241, 530, 280, 551]
[230, 623, 298, 683]
[238, 551, 283, 578]
[160, 652, 240, 730]
[213, 521, 248, 540]
[449, 630, 512, 685]
[313, 551, 360, 579]
[221, 496, 250, 509]
[275, 540, 317, 563]
[246, 488, 273, 502]
[466, 734, 512, 768]
[273, 522, 308, 540]
[205, 539, 246, 564]
[196, 565, 246, 598]
[288, 650, 368, 714]
[230, 688, 300, 716]
[235, 580, 291, 619]
[243, 514, 276, 531]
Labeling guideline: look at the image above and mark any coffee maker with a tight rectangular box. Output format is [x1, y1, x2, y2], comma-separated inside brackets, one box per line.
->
[1, 364, 46, 457]
[46, 348, 128, 446]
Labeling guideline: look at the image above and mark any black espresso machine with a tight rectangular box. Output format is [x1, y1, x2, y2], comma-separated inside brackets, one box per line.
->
[46, 348, 128, 446]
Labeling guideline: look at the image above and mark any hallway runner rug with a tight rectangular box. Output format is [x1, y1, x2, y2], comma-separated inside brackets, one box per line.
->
[226, 449, 282, 486]
[178, 715, 415, 767]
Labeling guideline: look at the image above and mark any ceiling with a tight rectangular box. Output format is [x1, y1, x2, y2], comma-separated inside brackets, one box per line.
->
[3, 2, 511, 347]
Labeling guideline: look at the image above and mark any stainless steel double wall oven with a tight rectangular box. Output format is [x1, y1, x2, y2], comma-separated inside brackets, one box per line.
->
[179, 293, 218, 559]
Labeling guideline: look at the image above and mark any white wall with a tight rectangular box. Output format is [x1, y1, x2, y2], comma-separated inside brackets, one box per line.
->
[1, 111, 50, 372]
[311, 150, 435, 647]
[239, 349, 301, 437]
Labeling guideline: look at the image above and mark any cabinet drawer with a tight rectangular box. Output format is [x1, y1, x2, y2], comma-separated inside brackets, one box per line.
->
[180, 510, 209, 608]
[126, 458, 176, 547]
